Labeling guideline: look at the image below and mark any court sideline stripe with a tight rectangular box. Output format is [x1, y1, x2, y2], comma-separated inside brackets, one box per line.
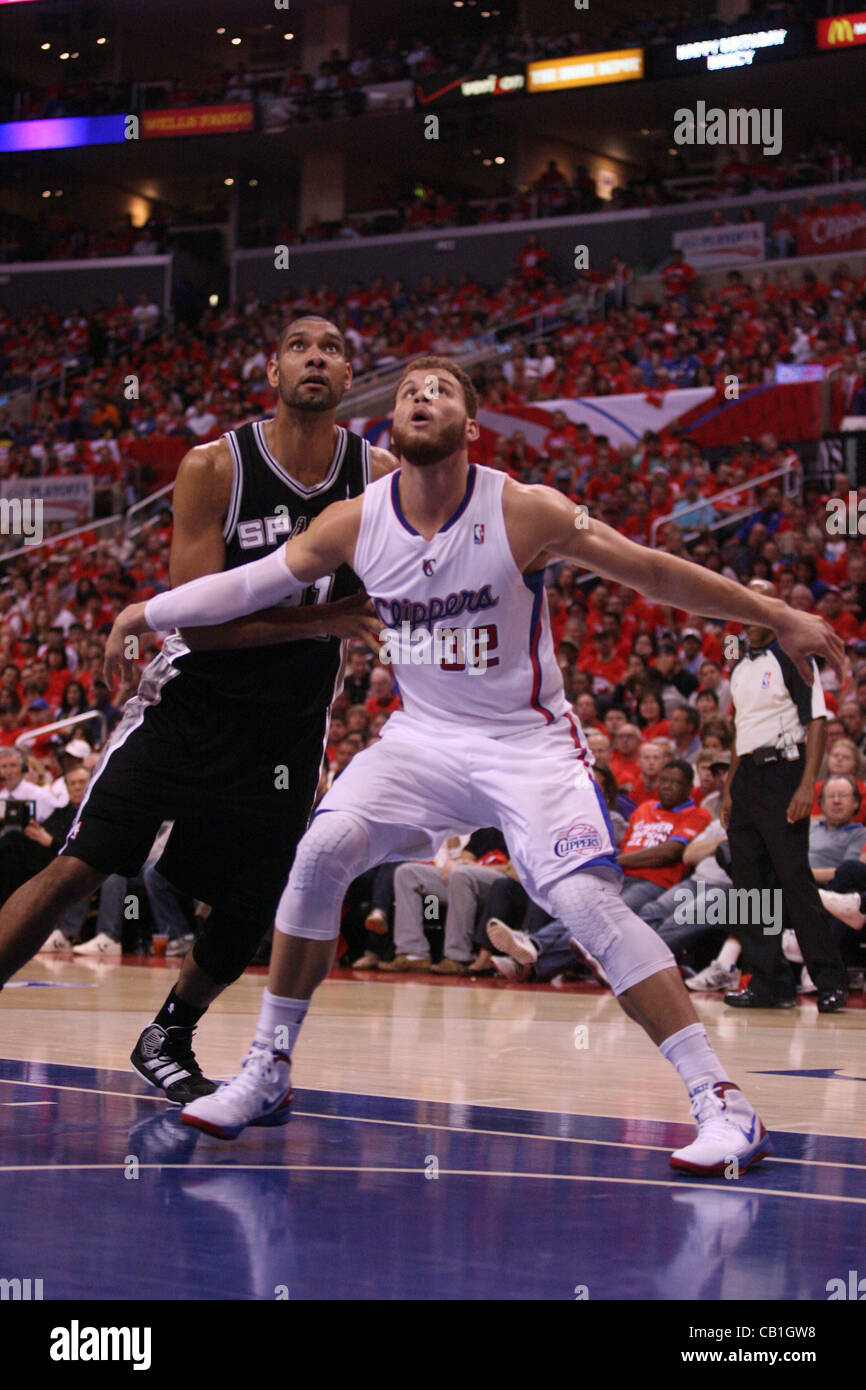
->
[0, 1074, 863, 1173]
[0, 1161, 866, 1207]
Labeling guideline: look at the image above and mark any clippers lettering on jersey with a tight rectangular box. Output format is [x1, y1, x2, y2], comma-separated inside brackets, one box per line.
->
[237, 513, 309, 549]
[375, 584, 499, 632]
[553, 822, 603, 859]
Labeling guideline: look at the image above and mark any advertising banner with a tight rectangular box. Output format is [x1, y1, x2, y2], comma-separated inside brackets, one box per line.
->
[415, 69, 526, 106]
[817, 13, 866, 49]
[1, 476, 93, 525]
[140, 104, 254, 138]
[797, 205, 866, 254]
[527, 49, 643, 92]
[672, 222, 766, 267]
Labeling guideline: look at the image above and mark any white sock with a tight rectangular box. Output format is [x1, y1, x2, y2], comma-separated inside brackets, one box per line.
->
[659, 1022, 729, 1095]
[253, 989, 309, 1058]
[717, 938, 741, 970]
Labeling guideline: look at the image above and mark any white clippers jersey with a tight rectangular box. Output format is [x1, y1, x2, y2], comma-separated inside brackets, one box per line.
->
[353, 463, 582, 737]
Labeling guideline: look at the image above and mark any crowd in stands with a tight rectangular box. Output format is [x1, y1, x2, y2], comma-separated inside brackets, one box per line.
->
[3, 132, 860, 265]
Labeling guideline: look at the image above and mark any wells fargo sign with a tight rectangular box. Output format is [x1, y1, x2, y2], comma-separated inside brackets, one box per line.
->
[141, 104, 255, 138]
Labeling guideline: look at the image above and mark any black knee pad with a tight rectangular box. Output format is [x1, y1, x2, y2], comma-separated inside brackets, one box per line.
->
[192, 908, 272, 986]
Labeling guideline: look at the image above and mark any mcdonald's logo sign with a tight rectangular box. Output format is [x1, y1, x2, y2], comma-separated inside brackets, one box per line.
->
[817, 13, 866, 48]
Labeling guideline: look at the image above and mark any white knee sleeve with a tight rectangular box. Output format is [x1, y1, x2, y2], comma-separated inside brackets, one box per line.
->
[546, 870, 675, 995]
[275, 811, 374, 941]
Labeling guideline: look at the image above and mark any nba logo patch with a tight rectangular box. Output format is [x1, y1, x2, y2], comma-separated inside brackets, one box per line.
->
[473, 524, 485, 544]
[761, 672, 771, 688]
[422, 559, 436, 576]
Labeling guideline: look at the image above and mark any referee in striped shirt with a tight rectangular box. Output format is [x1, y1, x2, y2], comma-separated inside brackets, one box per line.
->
[720, 580, 848, 1012]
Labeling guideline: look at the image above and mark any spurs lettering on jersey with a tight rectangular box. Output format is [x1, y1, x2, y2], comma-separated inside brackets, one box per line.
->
[238, 512, 309, 550]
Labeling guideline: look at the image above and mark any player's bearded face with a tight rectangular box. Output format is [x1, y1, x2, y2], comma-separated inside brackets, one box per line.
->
[278, 367, 342, 413]
[391, 388, 468, 467]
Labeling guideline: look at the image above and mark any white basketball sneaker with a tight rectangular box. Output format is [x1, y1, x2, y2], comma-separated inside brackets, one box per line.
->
[38, 929, 71, 953]
[180, 1045, 293, 1140]
[819, 889, 866, 930]
[72, 933, 121, 956]
[670, 1078, 772, 1176]
[486, 919, 538, 965]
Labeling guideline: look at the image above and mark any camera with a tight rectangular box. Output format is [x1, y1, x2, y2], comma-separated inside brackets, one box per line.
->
[0, 799, 37, 829]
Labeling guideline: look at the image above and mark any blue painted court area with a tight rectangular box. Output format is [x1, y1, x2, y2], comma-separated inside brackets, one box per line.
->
[1, 1057, 864, 1300]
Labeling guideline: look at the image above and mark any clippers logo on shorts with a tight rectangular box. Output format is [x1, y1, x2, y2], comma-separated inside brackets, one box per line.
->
[474, 524, 485, 544]
[237, 513, 309, 550]
[553, 821, 603, 859]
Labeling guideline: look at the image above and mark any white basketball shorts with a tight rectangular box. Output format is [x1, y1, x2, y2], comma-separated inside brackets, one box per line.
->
[317, 709, 621, 911]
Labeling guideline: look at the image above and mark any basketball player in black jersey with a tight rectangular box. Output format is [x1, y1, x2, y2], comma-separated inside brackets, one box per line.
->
[0, 316, 396, 1101]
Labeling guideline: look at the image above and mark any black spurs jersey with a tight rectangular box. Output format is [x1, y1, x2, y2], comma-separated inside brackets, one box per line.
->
[165, 418, 371, 715]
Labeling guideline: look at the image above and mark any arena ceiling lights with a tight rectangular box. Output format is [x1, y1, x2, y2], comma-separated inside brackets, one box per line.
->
[526, 49, 644, 93]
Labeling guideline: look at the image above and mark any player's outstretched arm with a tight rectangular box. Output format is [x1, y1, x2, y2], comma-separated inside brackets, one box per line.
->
[504, 481, 845, 685]
[104, 496, 362, 685]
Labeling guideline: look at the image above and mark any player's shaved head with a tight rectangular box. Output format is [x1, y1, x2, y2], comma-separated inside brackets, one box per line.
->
[277, 316, 345, 355]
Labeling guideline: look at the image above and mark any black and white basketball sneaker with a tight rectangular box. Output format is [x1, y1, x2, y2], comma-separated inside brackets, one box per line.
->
[130, 1023, 218, 1105]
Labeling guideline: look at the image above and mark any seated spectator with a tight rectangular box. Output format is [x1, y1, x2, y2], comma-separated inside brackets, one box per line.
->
[667, 704, 702, 765]
[811, 737, 866, 823]
[608, 723, 642, 796]
[365, 667, 400, 721]
[0, 765, 127, 953]
[0, 746, 59, 821]
[617, 759, 711, 912]
[380, 828, 509, 975]
[349, 834, 470, 971]
[636, 690, 669, 741]
[692, 749, 729, 818]
[342, 645, 371, 704]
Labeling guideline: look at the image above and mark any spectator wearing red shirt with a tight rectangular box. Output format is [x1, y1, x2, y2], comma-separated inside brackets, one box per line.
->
[583, 629, 627, 694]
[584, 458, 621, 509]
[365, 666, 401, 721]
[608, 723, 642, 795]
[617, 759, 711, 911]
[631, 738, 669, 807]
[0, 699, 22, 747]
[637, 690, 670, 743]
[515, 232, 551, 286]
[574, 691, 606, 735]
[662, 250, 696, 302]
[817, 588, 859, 642]
[810, 739, 866, 824]
[771, 203, 797, 259]
[541, 409, 578, 459]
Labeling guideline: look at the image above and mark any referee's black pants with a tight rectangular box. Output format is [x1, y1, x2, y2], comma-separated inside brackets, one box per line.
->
[728, 752, 847, 997]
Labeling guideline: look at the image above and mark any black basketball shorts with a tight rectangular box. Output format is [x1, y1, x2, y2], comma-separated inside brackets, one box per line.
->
[60, 660, 324, 923]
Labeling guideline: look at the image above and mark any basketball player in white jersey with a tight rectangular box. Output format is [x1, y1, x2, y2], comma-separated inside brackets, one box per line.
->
[106, 356, 844, 1175]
